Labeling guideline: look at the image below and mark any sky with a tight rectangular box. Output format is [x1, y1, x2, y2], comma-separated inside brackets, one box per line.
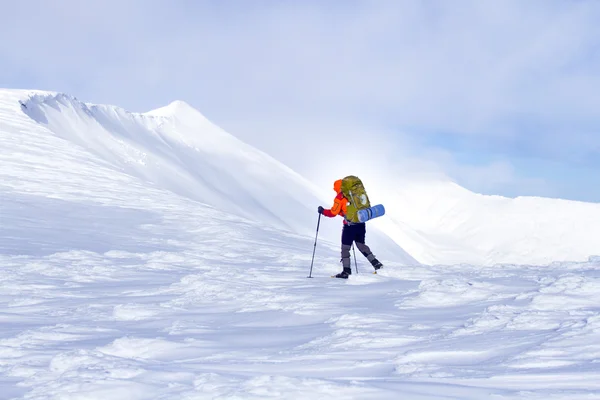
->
[1, 0, 599, 202]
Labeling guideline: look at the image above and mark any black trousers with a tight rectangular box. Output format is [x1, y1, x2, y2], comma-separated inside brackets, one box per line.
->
[340, 223, 376, 272]
[341, 222, 366, 246]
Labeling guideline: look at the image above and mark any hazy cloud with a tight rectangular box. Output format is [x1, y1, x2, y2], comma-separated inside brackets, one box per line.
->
[1, 0, 599, 200]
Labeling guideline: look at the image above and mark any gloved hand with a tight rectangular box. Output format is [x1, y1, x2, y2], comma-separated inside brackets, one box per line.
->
[318, 206, 324, 214]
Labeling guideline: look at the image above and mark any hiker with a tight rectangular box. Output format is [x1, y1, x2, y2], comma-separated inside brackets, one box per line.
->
[318, 177, 383, 279]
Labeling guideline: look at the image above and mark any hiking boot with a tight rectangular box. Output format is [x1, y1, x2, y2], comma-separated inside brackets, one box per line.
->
[334, 267, 352, 279]
[372, 259, 383, 271]
[334, 271, 350, 279]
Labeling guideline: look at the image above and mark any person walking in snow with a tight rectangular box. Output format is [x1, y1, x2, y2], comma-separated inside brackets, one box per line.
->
[318, 177, 383, 279]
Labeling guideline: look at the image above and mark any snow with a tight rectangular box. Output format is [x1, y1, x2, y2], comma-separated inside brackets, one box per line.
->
[2, 88, 600, 399]
[5, 90, 411, 262]
[370, 178, 600, 266]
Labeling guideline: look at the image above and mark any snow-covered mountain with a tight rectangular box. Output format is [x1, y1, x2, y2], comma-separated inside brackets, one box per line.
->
[371, 178, 600, 266]
[5, 89, 598, 268]
[2, 88, 600, 399]
[1, 89, 413, 263]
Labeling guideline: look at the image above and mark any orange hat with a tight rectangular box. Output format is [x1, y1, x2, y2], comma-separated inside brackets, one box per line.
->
[333, 179, 342, 194]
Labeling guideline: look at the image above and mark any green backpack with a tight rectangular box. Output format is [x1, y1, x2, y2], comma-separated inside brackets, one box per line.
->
[340, 175, 371, 223]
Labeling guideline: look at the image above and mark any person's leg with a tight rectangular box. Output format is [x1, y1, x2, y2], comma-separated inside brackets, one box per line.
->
[354, 223, 383, 270]
[336, 224, 354, 278]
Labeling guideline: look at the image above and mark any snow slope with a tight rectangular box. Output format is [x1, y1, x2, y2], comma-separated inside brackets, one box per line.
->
[19, 91, 333, 235]
[369, 178, 600, 266]
[3, 89, 413, 263]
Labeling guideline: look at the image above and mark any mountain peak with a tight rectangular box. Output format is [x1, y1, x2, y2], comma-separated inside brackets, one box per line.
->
[146, 100, 205, 120]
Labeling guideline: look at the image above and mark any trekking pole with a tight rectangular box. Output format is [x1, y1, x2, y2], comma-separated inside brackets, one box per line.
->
[352, 244, 359, 274]
[307, 213, 322, 278]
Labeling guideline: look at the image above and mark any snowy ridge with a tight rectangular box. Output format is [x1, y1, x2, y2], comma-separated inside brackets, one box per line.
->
[373, 178, 600, 266]
[5, 89, 413, 262]
[21, 91, 320, 234]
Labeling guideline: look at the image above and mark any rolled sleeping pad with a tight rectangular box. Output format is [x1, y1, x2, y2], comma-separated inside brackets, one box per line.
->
[357, 204, 385, 222]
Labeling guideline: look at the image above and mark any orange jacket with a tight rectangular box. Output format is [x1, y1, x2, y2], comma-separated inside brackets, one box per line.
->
[322, 179, 348, 221]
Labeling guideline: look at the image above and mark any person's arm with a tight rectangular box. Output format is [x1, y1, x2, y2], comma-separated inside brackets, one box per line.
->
[319, 194, 346, 217]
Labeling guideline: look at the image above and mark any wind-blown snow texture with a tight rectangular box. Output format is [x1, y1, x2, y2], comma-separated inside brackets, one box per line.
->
[1, 88, 600, 399]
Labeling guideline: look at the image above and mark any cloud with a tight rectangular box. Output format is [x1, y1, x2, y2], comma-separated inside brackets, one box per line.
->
[1, 0, 599, 200]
